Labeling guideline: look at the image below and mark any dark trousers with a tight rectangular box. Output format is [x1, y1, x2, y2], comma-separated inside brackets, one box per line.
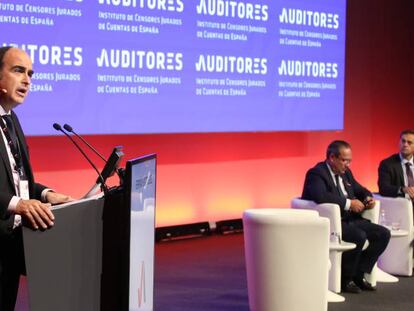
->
[0, 228, 25, 311]
[341, 218, 391, 281]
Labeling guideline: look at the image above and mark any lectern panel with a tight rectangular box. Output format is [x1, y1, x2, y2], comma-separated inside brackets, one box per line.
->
[23, 197, 104, 311]
[127, 155, 157, 311]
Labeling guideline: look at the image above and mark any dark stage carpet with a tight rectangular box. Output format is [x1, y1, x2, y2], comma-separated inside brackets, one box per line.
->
[15, 234, 414, 310]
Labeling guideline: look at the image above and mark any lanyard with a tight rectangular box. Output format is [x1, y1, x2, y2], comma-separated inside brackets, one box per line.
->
[0, 116, 25, 177]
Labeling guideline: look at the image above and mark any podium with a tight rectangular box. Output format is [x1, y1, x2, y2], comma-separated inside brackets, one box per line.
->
[22, 154, 157, 311]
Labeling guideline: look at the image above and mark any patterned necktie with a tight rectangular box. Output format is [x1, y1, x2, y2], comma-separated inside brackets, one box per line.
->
[1, 115, 19, 152]
[405, 162, 414, 187]
[335, 174, 345, 198]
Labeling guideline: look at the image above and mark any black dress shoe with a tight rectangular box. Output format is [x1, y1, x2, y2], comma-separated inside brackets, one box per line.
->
[354, 277, 376, 291]
[342, 280, 362, 293]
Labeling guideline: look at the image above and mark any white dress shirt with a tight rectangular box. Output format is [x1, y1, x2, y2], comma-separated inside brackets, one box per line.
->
[400, 153, 414, 198]
[326, 162, 351, 211]
[1, 106, 50, 228]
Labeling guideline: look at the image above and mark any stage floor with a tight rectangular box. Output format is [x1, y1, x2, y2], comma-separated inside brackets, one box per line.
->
[16, 233, 414, 310]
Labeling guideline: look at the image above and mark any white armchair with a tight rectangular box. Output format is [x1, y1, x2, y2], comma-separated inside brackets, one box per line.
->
[374, 194, 413, 276]
[243, 208, 329, 311]
[291, 198, 380, 293]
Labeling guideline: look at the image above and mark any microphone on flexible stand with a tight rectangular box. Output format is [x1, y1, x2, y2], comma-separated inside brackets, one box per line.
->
[62, 123, 124, 182]
[63, 123, 107, 163]
[52, 123, 108, 195]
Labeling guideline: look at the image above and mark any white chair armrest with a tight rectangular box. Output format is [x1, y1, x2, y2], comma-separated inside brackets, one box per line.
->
[374, 194, 413, 233]
[361, 200, 380, 224]
[291, 198, 341, 235]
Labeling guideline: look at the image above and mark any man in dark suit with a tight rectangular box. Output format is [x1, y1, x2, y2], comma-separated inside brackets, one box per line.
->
[302, 140, 390, 293]
[378, 129, 414, 200]
[0, 46, 72, 310]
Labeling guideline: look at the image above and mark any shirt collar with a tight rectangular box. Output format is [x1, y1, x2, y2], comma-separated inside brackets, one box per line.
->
[0, 105, 11, 116]
[400, 153, 414, 166]
[325, 161, 336, 178]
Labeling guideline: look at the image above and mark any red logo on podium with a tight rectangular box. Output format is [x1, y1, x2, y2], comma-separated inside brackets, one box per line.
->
[137, 261, 146, 307]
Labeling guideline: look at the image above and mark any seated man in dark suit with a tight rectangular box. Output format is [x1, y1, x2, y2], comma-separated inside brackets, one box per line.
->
[378, 129, 414, 201]
[302, 140, 390, 293]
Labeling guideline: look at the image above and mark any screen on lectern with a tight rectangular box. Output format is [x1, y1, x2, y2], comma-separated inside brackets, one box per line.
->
[125, 154, 157, 311]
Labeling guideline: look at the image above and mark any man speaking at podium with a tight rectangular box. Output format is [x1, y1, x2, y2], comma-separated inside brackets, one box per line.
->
[0, 46, 72, 310]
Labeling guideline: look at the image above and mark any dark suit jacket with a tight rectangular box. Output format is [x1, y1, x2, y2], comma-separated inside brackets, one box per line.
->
[302, 161, 372, 218]
[378, 153, 405, 197]
[0, 111, 46, 237]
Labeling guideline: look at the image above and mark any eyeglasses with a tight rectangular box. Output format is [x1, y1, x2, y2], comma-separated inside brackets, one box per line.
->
[336, 156, 352, 164]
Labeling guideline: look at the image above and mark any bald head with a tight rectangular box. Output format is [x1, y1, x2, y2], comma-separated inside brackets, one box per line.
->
[0, 46, 13, 76]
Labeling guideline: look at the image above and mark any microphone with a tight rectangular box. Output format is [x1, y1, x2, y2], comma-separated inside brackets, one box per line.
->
[53, 123, 108, 195]
[63, 123, 124, 181]
[63, 123, 106, 163]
